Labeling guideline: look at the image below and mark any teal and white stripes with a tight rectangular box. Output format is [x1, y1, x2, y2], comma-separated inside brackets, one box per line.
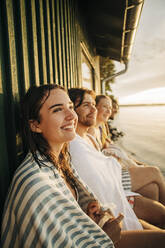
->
[1, 152, 114, 248]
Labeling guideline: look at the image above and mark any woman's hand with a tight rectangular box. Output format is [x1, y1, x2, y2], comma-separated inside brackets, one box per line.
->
[102, 213, 124, 244]
[87, 201, 123, 244]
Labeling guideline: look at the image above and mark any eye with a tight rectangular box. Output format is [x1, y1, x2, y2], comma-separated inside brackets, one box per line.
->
[52, 107, 63, 113]
[83, 103, 89, 107]
[69, 105, 74, 110]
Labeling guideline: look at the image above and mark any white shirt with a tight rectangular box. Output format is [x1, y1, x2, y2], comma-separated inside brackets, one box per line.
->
[69, 135, 143, 231]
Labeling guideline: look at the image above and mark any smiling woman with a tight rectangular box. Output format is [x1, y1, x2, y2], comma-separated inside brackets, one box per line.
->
[1, 84, 115, 248]
[29, 87, 78, 155]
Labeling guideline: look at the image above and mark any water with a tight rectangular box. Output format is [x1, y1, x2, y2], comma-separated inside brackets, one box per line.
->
[113, 105, 165, 176]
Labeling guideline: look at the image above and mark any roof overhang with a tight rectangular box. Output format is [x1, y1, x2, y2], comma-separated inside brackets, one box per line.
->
[79, 0, 144, 64]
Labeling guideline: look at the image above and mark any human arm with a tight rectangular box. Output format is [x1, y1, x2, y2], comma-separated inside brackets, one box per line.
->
[102, 144, 138, 168]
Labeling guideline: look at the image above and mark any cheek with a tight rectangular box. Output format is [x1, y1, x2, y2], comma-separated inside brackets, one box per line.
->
[75, 116, 78, 126]
[106, 110, 111, 119]
[97, 112, 104, 121]
[78, 110, 85, 119]
[99, 109, 105, 117]
[72, 112, 78, 128]
[73, 111, 78, 121]
[44, 116, 61, 133]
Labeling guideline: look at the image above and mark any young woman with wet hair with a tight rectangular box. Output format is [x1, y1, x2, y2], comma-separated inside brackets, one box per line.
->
[1, 85, 117, 248]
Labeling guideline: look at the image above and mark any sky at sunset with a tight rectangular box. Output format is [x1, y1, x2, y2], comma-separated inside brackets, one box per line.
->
[111, 0, 165, 105]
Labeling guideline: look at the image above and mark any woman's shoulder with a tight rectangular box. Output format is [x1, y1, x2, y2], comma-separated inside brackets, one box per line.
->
[8, 152, 50, 200]
[14, 152, 39, 177]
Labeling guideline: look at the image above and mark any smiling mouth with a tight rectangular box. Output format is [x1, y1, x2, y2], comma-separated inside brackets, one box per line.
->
[87, 114, 96, 119]
[61, 124, 75, 130]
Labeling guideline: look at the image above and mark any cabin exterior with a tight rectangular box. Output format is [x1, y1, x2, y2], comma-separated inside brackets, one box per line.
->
[0, 0, 144, 223]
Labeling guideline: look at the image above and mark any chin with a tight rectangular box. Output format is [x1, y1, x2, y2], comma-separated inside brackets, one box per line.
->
[103, 117, 109, 122]
[87, 120, 96, 126]
[66, 133, 76, 142]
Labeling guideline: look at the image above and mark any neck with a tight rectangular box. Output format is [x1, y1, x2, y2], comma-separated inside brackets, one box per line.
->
[76, 122, 100, 150]
[96, 118, 102, 128]
[50, 144, 63, 159]
[76, 123, 89, 138]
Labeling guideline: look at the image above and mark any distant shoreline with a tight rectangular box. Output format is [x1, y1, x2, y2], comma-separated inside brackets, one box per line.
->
[119, 103, 165, 107]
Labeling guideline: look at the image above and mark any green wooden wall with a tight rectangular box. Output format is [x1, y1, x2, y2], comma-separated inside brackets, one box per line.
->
[0, 0, 87, 223]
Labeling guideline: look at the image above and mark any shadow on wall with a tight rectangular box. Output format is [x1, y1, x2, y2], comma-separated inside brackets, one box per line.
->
[0, 93, 25, 226]
[0, 93, 10, 226]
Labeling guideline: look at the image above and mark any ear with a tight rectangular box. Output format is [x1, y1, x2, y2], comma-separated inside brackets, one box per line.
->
[29, 120, 42, 133]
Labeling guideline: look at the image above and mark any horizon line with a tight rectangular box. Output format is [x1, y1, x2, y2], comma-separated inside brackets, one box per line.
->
[119, 103, 165, 107]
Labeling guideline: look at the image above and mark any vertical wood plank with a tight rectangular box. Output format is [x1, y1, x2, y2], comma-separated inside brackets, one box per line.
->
[31, 0, 40, 85]
[63, 0, 71, 88]
[37, 0, 48, 84]
[55, 0, 64, 85]
[19, 0, 30, 90]
[45, 0, 54, 84]
[50, 0, 59, 84]
[6, 0, 19, 99]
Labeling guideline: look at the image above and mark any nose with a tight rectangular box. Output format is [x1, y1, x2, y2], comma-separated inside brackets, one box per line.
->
[91, 104, 97, 113]
[65, 108, 77, 121]
[107, 108, 111, 114]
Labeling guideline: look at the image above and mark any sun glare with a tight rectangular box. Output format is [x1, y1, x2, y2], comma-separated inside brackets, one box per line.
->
[119, 87, 165, 105]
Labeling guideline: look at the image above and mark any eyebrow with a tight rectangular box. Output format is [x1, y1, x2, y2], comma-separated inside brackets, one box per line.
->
[48, 102, 73, 110]
[81, 101, 95, 105]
